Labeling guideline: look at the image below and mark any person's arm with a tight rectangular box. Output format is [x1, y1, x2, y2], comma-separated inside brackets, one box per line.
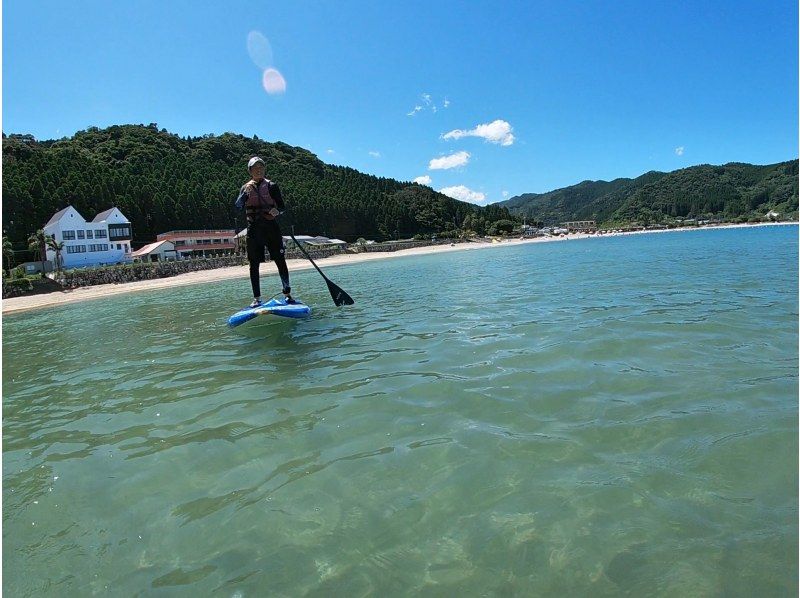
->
[235, 182, 257, 210]
[234, 184, 248, 210]
[269, 182, 286, 213]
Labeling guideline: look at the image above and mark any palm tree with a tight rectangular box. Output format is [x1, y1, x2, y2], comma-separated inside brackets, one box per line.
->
[2, 236, 14, 274]
[27, 229, 49, 275]
[46, 236, 65, 272]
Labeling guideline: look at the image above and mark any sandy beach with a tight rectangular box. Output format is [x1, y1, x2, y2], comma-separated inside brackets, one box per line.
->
[2, 222, 794, 315]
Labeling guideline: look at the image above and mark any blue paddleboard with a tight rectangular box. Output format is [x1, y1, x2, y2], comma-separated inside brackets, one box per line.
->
[228, 298, 311, 327]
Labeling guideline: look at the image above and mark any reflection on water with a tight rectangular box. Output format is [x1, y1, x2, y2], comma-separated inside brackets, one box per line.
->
[3, 226, 798, 596]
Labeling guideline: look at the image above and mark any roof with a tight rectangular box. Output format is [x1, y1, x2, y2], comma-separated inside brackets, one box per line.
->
[305, 238, 348, 246]
[92, 208, 118, 222]
[45, 207, 75, 227]
[131, 240, 174, 257]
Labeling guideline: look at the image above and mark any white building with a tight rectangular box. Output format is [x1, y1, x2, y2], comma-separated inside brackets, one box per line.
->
[43, 206, 133, 269]
[131, 240, 177, 262]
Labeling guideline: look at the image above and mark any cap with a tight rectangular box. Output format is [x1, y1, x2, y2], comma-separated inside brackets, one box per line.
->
[248, 156, 265, 171]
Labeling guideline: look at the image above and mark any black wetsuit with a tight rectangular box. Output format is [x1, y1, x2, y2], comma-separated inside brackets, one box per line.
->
[236, 179, 290, 298]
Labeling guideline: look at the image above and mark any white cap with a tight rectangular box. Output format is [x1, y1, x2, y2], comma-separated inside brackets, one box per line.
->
[248, 156, 265, 171]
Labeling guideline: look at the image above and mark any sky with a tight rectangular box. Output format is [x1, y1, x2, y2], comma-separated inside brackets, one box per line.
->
[3, 0, 798, 205]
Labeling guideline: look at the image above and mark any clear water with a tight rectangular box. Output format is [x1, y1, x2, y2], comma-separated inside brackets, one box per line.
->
[3, 225, 797, 596]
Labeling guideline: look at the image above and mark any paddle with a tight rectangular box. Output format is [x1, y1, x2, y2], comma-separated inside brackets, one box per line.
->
[289, 229, 354, 306]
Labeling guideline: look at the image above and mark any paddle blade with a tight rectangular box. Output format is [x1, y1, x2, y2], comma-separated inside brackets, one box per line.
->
[326, 278, 354, 306]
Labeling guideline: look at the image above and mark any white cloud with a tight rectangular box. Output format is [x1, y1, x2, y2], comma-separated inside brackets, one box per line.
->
[442, 119, 515, 146]
[368, 151, 381, 158]
[675, 146, 685, 156]
[439, 185, 486, 204]
[326, 149, 335, 154]
[413, 175, 432, 185]
[429, 150, 470, 170]
[502, 190, 509, 198]
[407, 93, 449, 116]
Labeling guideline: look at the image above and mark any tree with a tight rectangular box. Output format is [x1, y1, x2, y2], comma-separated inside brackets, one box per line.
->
[46, 236, 65, 272]
[488, 219, 516, 235]
[2, 235, 14, 274]
[27, 229, 48, 275]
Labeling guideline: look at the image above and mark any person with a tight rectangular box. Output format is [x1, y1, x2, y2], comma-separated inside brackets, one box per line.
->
[235, 156, 294, 307]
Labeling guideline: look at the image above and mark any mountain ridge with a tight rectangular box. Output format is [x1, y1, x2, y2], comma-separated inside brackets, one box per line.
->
[497, 160, 798, 225]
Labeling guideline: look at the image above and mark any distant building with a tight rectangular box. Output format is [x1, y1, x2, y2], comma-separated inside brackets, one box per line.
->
[43, 206, 133, 269]
[156, 230, 236, 258]
[296, 236, 348, 249]
[131, 240, 178, 262]
[234, 231, 348, 253]
[561, 220, 597, 232]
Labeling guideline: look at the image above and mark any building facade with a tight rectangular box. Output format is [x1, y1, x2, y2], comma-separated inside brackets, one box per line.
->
[561, 220, 597, 232]
[131, 240, 177, 262]
[156, 230, 236, 258]
[43, 206, 133, 269]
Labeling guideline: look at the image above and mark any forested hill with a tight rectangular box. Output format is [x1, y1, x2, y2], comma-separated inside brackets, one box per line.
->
[2, 124, 513, 247]
[498, 161, 798, 225]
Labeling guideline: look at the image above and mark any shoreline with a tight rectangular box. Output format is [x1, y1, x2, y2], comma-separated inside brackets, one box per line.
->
[2, 222, 795, 315]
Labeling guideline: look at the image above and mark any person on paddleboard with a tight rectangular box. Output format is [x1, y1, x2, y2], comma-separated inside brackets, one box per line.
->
[235, 156, 295, 307]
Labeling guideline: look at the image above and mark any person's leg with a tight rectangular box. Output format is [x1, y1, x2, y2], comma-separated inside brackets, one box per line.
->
[246, 226, 266, 304]
[264, 221, 291, 297]
[249, 261, 261, 299]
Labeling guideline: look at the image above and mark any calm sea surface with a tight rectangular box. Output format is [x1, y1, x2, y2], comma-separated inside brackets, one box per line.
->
[3, 225, 798, 596]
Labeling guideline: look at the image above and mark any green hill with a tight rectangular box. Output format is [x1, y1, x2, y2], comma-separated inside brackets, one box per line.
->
[2, 124, 513, 248]
[498, 161, 798, 226]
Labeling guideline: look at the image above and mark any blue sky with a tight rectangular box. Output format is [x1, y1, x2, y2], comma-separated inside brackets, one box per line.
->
[3, 0, 797, 205]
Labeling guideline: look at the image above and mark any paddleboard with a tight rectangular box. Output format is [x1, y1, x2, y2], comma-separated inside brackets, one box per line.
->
[228, 298, 311, 327]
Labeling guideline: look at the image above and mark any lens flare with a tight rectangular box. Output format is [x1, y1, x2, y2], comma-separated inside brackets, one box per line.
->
[247, 31, 273, 70]
[262, 68, 287, 95]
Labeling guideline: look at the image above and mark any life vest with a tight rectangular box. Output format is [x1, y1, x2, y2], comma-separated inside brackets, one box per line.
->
[244, 179, 277, 223]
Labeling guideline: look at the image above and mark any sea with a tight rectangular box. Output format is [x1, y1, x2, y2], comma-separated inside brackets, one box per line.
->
[2, 224, 797, 596]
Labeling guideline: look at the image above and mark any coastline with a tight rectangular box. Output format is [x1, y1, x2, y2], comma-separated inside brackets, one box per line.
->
[2, 221, 795, 315]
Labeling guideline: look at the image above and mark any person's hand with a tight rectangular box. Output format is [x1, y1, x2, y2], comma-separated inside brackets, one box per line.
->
[269, 208, 280, 217]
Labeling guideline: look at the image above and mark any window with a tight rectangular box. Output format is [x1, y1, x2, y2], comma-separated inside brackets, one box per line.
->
[108, 224, 131, 241]
[66, 245, 87, 254]
[116, 244, 122, 250]
[77, 230, 85, 239]
[62, 230, 76, 240]
[94, 230, 107, 239]
[175, 240, 186, 246]
[87, 230, 94, 239]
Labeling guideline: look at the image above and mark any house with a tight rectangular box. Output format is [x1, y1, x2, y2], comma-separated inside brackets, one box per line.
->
[286, 235, 348, 249]
[43, 206, 133, 269]
[302, 237, 348, 248]
[561, 220, 597, 232]
[131, 240, 178, 262]
[156, 230, 235, 258]
[234, 231, 347, 252]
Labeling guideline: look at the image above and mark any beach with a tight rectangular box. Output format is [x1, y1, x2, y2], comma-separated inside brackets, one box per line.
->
[1, 222, 793, 315]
